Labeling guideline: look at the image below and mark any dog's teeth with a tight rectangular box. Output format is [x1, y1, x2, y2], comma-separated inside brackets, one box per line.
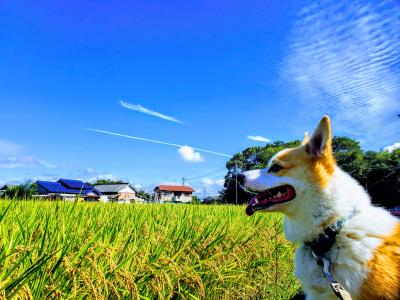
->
[277, 192, 282, 197]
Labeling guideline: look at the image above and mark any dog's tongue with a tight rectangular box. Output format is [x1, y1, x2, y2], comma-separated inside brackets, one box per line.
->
[246, 195, 258, 216]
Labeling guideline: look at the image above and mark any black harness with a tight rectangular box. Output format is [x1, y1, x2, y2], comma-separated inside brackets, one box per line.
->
[305, 219, 343, 257]
[304, 212, 356, 300]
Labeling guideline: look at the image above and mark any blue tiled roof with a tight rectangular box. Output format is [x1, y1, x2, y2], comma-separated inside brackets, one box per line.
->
[37, 179, 99, 197]
[82, 188, 101, 196]
[37, 181, 80, 194]
[58, 179, 92, 190]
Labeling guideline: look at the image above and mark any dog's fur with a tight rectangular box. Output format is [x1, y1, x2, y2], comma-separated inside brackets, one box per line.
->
[243, 116, 400, 300]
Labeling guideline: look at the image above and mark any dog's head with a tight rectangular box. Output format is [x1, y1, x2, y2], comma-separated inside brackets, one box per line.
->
[243, 116, 336, 216]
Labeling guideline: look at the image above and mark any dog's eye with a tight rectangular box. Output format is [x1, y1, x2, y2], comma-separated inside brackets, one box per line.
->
[268, 164, 284, 173]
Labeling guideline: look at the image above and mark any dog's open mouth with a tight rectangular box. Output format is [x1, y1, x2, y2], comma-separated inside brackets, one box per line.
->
[246, 185, 296, 216]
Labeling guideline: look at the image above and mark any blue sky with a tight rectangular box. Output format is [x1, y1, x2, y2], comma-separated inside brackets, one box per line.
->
[1, 0, 399, 195]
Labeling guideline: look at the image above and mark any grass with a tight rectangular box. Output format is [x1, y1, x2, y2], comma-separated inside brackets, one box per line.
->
[0, 200, 299, 299]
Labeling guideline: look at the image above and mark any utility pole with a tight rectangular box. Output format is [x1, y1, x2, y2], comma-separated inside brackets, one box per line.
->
[235, 160, 238, 205]
[203, 187, 206, 199]
[182, 177, 185, 186]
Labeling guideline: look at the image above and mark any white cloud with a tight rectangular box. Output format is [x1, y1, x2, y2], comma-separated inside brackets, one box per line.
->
[87, 173, 121, 183]
[0, 179, 23, 186]
[0, 157, 52, 169]
[282, 0, 400, 146]
[134, 184, 143, 190]
[201, 178, 214, 185]
[384, 142, 400, 153]
[120, 100, 184, 124]
[158, 181, 182, 186]
[178, 146, 204, 162]
[0, 139, 54, 169]
[97, 174, 120, 181]
[30, 168, 123, 184]
[190, 177, 225, 197]
[31, 173, 62, 182]
[201, 178, 225, 186]
[247, 135, 270, 143]
[0, 139, 25, 156]
[215, 179, 225, 186]
[83, 168, 97, 175]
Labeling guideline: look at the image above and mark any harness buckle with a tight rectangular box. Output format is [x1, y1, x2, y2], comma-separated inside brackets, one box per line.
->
[331, 282, 353, 300]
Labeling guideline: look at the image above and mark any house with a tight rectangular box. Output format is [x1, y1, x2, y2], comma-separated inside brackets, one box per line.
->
[94, 183, 143, 203]
[389, 206, 400, 218]
[0, 184, 17, 197]
[0, 185, 9, 197]
[154, 185, 194, 203]
[36, 179, 101, 201]
[202, 196, 222, 205]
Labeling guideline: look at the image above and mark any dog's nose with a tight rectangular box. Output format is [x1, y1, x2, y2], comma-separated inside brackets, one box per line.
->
[236, 173, 246, 185]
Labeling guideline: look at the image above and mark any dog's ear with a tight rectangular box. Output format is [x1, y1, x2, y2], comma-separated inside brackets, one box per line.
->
[301, 132, 310, 146]
[307, 116, 332, 158]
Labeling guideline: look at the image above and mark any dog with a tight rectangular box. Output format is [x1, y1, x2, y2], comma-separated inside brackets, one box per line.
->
[242, 116, 400, 300]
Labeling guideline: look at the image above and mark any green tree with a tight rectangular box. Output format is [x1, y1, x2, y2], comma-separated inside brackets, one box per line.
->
[363, 149, 400, 208]
[332, 137, 366, 179]
[136, 189, 150, 201]
[221, 137, 400, 208]
[4, 181, 38, 199]
[91, 179, 124, 185]
[191, 195, 201, 204]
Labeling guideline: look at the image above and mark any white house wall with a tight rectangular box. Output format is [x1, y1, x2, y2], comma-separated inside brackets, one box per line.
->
[158, 191, 192, 203]
[119, 186, 136, 194]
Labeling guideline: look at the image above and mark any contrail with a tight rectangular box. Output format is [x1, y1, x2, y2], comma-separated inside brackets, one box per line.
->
[120, 100, 184, 124]
[86, 128, 233, 158]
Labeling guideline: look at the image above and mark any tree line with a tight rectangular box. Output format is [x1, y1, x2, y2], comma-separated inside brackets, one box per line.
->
[221, 137, 400, 208]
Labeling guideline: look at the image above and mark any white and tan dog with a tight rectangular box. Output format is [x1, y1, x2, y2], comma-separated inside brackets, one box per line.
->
[242, 116, 400, 300]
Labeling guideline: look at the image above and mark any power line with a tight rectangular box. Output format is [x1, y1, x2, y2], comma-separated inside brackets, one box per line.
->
[86, 128, 233, 158]
[182, 159, 240, 204]
[90, 127, 241, 201]
[184, 167, 227, 181]
[367, 165, 400, 191]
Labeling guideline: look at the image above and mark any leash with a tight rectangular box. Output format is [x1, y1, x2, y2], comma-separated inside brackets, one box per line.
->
[305, 210, 357, 300]
[311, 252, 353, 300]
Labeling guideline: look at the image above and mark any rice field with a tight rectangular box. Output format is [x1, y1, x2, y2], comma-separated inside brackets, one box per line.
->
[0, 200, 299, 299]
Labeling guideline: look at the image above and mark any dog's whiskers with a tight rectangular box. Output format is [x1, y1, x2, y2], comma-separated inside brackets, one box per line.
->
[239, 183, 258, 195]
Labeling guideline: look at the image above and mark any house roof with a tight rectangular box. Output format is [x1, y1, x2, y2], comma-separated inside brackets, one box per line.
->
[94, 183, 136, 193]
[0, 184, 17, 190]
[202, 196, 221, 204]
[155, 185, 194, 192]
[37, 181, 79, 194]
[37, 179, 99, 196]
[82, 189, 101, 197]
[58, 178, 92, 190]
